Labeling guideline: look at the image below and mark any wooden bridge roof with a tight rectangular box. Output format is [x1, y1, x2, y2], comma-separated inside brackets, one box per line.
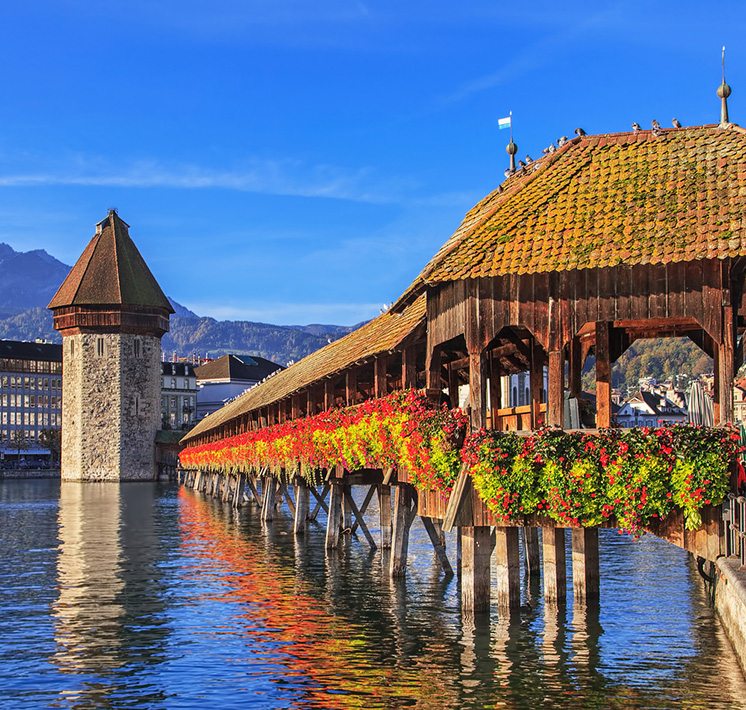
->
[396, 124, 746, 306]
[182, 295, 426, 443]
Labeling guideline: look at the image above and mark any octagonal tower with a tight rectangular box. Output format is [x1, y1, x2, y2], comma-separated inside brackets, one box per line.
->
[49, 211, 174, 480]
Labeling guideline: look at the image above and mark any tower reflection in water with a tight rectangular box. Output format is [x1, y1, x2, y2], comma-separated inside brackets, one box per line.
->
[53, 482, 168, 705]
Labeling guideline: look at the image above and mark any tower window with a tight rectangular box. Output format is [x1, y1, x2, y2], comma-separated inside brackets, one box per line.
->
[96, 337, 105, 357]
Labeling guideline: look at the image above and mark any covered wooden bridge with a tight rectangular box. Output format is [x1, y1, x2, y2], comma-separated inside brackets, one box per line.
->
[181, 121, 746, 614]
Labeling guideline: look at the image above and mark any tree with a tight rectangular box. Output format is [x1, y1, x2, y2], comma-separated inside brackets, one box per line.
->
[8, 430, 29, 467]
[38, 429, 61, 465]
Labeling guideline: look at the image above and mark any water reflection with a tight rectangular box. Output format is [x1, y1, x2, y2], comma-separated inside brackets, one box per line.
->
[0, 480, 745, 708]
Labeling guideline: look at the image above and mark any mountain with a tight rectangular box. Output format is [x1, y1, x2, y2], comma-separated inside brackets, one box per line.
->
[0, 243, 355, 366]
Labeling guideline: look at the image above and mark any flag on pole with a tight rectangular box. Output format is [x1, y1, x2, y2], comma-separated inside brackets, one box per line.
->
[498, 115, 512, 130]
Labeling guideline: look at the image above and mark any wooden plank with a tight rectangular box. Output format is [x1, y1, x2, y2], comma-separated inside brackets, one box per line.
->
[280, 481, 296, 517]
[494, 527, 521, 613]
[542, 527, 567, 605]
[595, 321, 612, 428]
[461, 526, 492, 613]
[571, 528, 600, 603]
[443, 466, 473, 531]
[421, 516, 454, 575]
[343, 488, 377, 549]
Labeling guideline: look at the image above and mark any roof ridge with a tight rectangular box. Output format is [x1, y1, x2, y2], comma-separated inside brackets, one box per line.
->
[111, 213, 124, 305]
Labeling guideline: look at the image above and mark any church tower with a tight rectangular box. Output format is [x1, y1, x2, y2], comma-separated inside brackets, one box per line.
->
[48, 211, 174, 480]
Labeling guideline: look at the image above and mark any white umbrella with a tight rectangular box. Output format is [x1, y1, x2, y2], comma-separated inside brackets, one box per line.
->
[688, 380, 714, 426]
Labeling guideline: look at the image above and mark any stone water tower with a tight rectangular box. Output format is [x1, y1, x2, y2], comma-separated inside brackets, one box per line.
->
[48, 211, 174, 480]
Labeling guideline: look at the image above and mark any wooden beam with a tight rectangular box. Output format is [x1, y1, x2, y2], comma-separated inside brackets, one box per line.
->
[346, 369, 358, 406]
[568, 335, 582, 398]
[402, 346, 417, 389]
[468, 350, 487, 429]
[571, 528, 600, 603]
[310, 482, 330, 519]
[350, 485, 377, 535]
[425, 347, 442, 399]
[378, 484, 392, 549]
[547, 349, 564, 427]
[448, 362, 460, 410]
[374, 356, 388, 398]
[461, 526, 492, 613]
[421, 516, 453, 575]
[718, 303, 736, 424]
[489, 352, 502, 429]
[523, 526, 540, 578]
[530, 339, 544, 430]
[595, 321, 612, 428]
[261, 477, 276, 521]
[324, 379, 335, 410]
[494, 527, 521, 613]
[542, 527, 566, 605]
[343, 488, 377, 549]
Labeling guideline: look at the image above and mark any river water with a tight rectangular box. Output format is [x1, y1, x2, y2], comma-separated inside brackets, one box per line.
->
[0, 479, 744, 708]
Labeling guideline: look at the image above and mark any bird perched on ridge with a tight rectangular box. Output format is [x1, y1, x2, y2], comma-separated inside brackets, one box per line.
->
[557, 135, 568, 147]
[632, 122, 641, 133]
[504, 168, 513, 178]
[672, 118, 682, 128]
[651, 119, 661, 131]
[518, 160, 526, 168]
[574, 127, 586, 137]
[525, 155, 533, 164]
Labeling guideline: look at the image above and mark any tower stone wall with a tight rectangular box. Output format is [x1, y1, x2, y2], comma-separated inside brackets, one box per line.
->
[60, 333, 162, 480]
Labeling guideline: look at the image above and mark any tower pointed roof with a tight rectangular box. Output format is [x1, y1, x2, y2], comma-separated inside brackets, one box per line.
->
[48, 210, 174, 312]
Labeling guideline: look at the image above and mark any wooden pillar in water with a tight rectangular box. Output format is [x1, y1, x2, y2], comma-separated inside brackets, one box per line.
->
[326, 480, 343, 549]
[461, 347, 493, 612]
[595, 321, 611, 429]
[294, 479, 309, 535]
[261, 477, 276, 521]
[378, 483, 392, 549]
[571, 528, 600, 603]
[523, 527, 540, 579]
[341, 482, 352, 532]
[494, 526, 521, 613]
[542, 527, 567, 605]
[390, 484, 413, 577]
[547, 349, 564, 427]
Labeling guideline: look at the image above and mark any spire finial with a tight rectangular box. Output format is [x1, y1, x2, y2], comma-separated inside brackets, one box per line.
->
[499, 111, 518, 174]
[718, 45, 732, 125]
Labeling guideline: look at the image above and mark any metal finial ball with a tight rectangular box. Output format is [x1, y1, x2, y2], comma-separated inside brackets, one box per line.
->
[506, 141, 518, 155]
[718, 82, 732, 99]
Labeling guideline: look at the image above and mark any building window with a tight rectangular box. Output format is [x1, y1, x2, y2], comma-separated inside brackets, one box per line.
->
[171, 378, 177, 389]
[96, 337, 105, 357]
[70, 339, 75, 357]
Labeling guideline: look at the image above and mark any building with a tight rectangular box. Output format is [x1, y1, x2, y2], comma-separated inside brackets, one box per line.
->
[0, 340, 62, 464]
[161, 361, 198, 428]
[616, 389, 687, 428]
[195, 354, 283, 419]
[48, 210, 174, 481]
[734, 379, 746, 424]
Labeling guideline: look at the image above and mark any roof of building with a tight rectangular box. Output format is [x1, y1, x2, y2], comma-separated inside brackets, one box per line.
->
[194, 354, 284, 383]
[0, 339, 62, 362]
[161, 362, 195, 377]
[396, 124, 746, 306]
[48, 210, 174, 312]
[182, 295, 426, 442]
[620, 389, 686, 416]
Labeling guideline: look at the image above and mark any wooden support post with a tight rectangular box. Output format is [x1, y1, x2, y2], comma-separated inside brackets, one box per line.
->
[461, 526, 492, 613]
[489, 352, 502, 430]
[595, 322, 611, 429]
[341, 483, 352, 532]
[530, 340, 544, 430]
[325, 481, 343, 549]
[374, 356, 388, 397]
[346, 369, 358, 406]
[390, 484, 415, 577]
[468, 349, 487, 430]
[425, 347, 442, 400]
[718, 304, 736, 424]
[547, 349, 565, 427]
[378, 484, 392, 548]
[569, 336, 582, 398]
[246, 475, 262, 507]
[324, 379, 335, 410]
[233, 473, 245, 508]
[542, 527, 566, 605]
[494, 527, 521, 614]
[448, 362, 460, 410]
[261, 477, 276, 522]
[421, 516, 453, 575]
[571, 528, 600, 603]
[523, 527, 540, 578]
[402, 346, 417, 389]
[294, 480, 309, 535]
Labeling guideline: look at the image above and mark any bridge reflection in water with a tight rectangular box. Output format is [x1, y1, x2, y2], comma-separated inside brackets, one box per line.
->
[0, 480, 743, 707]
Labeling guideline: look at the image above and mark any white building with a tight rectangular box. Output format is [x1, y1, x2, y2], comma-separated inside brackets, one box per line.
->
[616, 389, 687, 428]
[161, 361, 198, 429]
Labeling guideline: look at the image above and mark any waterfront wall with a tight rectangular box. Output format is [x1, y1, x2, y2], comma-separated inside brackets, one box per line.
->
[0, 468, 60, 479]
[716, 557, 746, 673]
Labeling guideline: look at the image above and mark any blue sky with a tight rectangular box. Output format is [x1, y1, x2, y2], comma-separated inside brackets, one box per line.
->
[0, 1, 743, 324]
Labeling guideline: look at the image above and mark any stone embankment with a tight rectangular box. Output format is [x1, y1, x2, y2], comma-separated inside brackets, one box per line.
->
[716, 557, 746, 673]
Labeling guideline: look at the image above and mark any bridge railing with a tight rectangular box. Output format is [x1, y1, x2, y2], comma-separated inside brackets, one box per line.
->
[725, 494, 746, 567]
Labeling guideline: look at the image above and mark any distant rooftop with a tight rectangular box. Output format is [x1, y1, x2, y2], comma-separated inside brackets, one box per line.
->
[0, 339, 62, 362]
[195, 354, 283, 383]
